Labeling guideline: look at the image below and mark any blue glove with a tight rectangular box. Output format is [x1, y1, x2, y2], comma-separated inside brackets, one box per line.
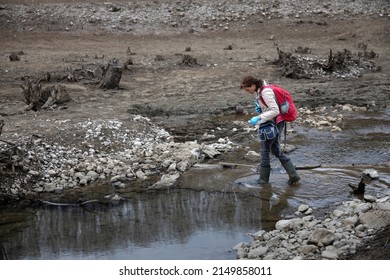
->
[255, 103, 262, 113]
[249, 116, 261, 126]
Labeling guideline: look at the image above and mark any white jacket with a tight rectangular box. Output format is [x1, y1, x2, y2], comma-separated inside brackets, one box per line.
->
[255, 81, 280, 124]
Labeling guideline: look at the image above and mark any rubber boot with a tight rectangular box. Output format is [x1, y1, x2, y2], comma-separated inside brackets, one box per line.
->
[257, 166, 271, 185]
[282, 160, 301, 184]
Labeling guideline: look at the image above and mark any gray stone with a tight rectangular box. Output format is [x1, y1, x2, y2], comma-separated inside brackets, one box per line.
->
[359, 210, 390, 229]
[308, 228, 335, 246]
[343, 216, 358, 226]
[300, 245, 318, 254]
[298, 204, 310, 213]
[248, 246, 268, 258]
[322, 249, 339, 259]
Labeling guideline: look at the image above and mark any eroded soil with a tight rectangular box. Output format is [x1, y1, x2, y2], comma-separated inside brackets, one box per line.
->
[1, 0, 389, 259]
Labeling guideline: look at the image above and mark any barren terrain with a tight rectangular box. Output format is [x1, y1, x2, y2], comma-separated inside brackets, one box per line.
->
[0, 0, 389, 259]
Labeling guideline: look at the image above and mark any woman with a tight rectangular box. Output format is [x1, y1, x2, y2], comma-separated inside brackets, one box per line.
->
[240, 75, 300, 185]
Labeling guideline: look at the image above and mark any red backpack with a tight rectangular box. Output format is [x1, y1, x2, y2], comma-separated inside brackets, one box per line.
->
[259, 84, 297, 122]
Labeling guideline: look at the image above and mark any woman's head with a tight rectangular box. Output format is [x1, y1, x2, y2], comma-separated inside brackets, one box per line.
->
[240, 75, 261, 94]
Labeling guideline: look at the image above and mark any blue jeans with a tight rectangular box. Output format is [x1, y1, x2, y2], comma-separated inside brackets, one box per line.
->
[259, 121, 290, 167]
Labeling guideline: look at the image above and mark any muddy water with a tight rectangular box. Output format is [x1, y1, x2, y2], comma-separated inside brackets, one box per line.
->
[1, 109, 390, 260]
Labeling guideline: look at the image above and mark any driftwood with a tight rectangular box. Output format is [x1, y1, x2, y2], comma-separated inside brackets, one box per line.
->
[0, 140, 21, 173]
[348, 178, 366, 195]
[273, 47, 311, 79]
[273, 46, 380, 79]
[21, 78, 71, 111]
[219, 162, 255, 168]
[180, 54, 200, 66]
[1, 122, 31, 173]
[72, 64, 104, 82]
[29, 64, 105, 83]
[219, 162, 322, 170]
[98, 58, 123, 89]
[322, 49, 352, 72]
[37, 199, 99, 207]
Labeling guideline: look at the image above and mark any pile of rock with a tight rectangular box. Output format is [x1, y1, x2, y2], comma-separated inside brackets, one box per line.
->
[234, 194, 390, 260]
[3, 114, 239, 199]
[297, 104, 367, 131]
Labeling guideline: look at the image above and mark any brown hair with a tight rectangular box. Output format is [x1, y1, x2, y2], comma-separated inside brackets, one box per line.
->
[240, 75, 261, 89]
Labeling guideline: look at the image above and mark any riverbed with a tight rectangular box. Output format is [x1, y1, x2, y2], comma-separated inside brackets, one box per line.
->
[1, 108, 389, 260]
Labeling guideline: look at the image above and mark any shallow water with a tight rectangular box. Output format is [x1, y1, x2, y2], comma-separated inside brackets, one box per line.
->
[1, 109, 390, 260]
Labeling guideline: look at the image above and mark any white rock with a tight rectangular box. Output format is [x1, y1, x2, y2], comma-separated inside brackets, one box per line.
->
[298, 204, 310, 213]
[362, 168, 379, 179]
[321, 248, 339, 259]
[135, 170, 148, 181]
[354, 203, 372, 214]
[151, 173, 180, 189]
[248, 246, 268, 258]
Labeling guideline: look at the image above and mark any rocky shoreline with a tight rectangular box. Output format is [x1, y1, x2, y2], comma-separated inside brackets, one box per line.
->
[234, 194, 390, 260]
[1, 103, 370, 201]
[1, 114, 239, 201]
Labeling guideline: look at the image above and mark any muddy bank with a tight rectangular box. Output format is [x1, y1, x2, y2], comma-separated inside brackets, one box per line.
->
[2, 102, 388, 203]
[1, 0, 390, 260]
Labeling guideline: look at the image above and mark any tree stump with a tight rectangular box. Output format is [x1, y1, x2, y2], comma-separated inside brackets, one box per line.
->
[9, 53, 20, 61]
[20, 79, 71, 111]
[180, 54, 199, 66]
[322, 49, 353, 72]
[98, 58, 123, 89]
[273, 47, 311, 79]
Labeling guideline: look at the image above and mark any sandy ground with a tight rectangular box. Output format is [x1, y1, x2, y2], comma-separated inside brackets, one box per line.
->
[1, 0, 389, 259]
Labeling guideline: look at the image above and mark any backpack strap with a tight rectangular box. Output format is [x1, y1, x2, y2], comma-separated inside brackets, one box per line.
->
[259, 85, 284, 125]
[278, 121, 287, 146]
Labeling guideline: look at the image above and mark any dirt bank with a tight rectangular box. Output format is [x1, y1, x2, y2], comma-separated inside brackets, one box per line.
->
[1, 0, 390, 259]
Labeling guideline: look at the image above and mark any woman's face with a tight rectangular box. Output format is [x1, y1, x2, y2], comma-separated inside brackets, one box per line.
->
[242, 84, 256, 94]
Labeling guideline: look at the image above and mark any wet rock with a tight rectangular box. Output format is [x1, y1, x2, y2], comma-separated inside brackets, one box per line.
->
[298, 204, 310, 213]
[362, 168, 379, 179]
[151, 172, 180, 189]
[201, 145, 221, 158]
[245, 150, 259, 161]
[281, 144, 296, 153]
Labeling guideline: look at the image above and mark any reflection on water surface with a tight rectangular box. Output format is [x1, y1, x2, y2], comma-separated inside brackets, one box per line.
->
[1, 109, 390, 259]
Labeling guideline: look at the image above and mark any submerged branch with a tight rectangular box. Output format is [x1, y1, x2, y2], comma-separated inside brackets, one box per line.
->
[37, 199, 99, 207]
